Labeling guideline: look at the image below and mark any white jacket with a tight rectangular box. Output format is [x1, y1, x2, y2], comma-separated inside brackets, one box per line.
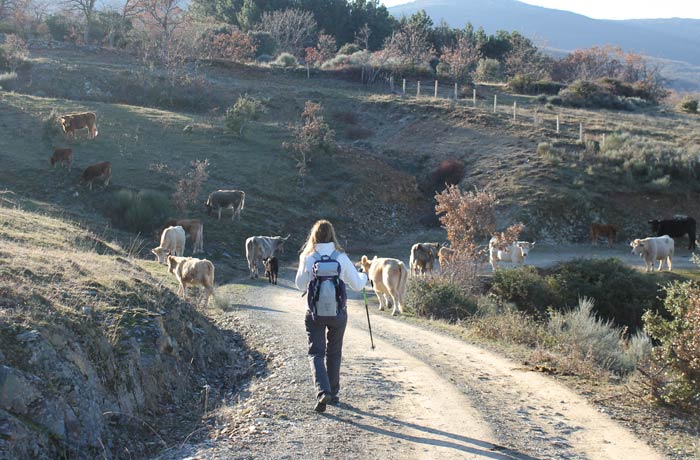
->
[295, 242, 368, 292]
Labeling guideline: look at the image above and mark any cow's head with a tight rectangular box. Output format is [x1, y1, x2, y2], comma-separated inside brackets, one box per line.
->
[274, 235, 290, 253]
[630, 239, 645, 256]
[152, 246, 170, 264]
[166, 255, 179, 274]
[59, 117, 72, 133]
[515, 241, 535, 258]
[648, 219, 660, 232]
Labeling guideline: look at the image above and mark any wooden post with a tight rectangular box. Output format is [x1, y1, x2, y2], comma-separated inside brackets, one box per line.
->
[306, 63, 310, 79]
[402, 78, 406, 95]
[579, 122, 583, 142]
[556, 116, 560, 134]
[513, 101, 517, 121]
[417, 81, 421, 97]
[390, 76, 394, 93]
[493, 94, 497, 113]
[454, 82, 458, 100]
[472, 88, 476, 107]
[533, 109, 538, 126]
[434, 80, 438, 98]
[602, 133, 606, 149]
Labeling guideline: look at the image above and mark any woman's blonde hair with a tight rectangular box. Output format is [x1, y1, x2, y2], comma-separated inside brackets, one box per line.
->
[300, 219, 343, 257]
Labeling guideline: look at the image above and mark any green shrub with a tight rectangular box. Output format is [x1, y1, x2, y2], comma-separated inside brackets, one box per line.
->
[248, 31, 277, 57]
[474, 58, 504, 82]
[508, 74, 564, 95]
[549, 298, 648, 374]
[337, 43, 360, 55]
[643, 281, 700, 410]
[679, 97, 699, 114]
[105, 189, 171, 233]
[273, 52, 297, 68]
[406, 278, 477, 321]
[225, 94, 264, 136]
[490, 259, 670, 330]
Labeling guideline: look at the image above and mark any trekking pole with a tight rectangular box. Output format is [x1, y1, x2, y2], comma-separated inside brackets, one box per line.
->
[362, 288, 375, 350]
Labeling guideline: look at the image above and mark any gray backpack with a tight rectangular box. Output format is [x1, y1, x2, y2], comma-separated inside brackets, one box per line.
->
[306, 251, 347, 318]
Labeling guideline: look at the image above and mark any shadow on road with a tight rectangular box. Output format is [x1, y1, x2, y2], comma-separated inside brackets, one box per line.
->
[324, 404, 540, 460]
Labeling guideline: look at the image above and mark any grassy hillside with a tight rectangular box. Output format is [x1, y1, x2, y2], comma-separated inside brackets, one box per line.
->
[0, 199, 256, 459]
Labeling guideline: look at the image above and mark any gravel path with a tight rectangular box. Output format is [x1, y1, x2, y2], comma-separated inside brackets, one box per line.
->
[156, 265, 667, 460]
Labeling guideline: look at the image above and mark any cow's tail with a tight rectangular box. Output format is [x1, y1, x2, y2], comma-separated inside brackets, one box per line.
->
[397, 261, 407, 313]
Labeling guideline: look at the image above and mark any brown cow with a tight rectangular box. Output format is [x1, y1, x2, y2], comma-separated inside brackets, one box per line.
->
[591, 223, 617, 247]
[409, 242, 440, 276]
[80, 161, 111, 190]
[59, 112, 98, 140]
[359, 255, 408, 316]
[167, 256, 215, 306]
[160, 219, 204, 254]
[438, 246, 456, 268]
[50, 147, 73, 172]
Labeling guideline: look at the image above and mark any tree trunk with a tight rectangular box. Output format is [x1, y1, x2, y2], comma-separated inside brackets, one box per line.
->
[83, 15, 91, 45]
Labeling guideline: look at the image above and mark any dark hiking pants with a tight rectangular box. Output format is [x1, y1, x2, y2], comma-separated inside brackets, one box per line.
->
[305, 309, 348, 400]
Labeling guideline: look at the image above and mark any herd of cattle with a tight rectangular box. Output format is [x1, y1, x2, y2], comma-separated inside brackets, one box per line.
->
[51, 111, 699, 312]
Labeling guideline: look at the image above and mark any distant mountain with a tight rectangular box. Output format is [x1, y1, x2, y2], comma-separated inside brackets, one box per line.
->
[389, 0, 700, 89]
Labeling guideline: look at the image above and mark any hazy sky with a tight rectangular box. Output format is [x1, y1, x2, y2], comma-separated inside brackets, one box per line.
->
[382, 0, 700, 20]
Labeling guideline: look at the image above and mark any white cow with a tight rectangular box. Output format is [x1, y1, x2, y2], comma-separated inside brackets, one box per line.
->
[167, 256, 215, 306]
[630, 235, 674, 272]
[245, 235, 289, 278]
[152, 226, 186, 264]
[359, 256, 408, 316]
[488, 237, 535, 271]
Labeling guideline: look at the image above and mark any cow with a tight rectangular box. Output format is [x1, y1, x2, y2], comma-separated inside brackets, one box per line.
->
[630, 235, 674, 272]
[263, 256, 279, 285]
[245, 235, 289, 278]
[152, 226, 186, 264]
[409, 242, 440, 276]
[80, 161, 111, 190]
[205, 190, 245, 221]
[167, 256, 215, 306]
[50, 147, 73, 172]
[359, 255, 408, 316]
[488, 237, 535, 271]
[160, 219, 204, 254]
[591, 223, 617, 247]
[648, 217, 696, 250]
[438, 246, 456, 268]
[59, 112, 98, 140]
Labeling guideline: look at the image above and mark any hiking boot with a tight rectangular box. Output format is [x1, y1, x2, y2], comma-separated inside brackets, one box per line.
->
[314, 393, 331, 413]
[329, 396, 340, 406]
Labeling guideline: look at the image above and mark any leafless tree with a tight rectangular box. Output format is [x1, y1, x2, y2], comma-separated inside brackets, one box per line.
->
[256, 8, 316, 56]
[382, 21, 434, 71]
[439, 35, 481, 83]
[355, 23, 370, 50]
[99, 0, 143, 47]
[141, 0, 185, 52]
[64, 0, 97, 44]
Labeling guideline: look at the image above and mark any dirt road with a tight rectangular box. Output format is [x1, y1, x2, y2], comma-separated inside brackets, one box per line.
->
[158, 266, 667, 460]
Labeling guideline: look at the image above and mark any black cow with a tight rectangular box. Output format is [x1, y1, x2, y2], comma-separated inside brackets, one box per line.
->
[263, 256, 278, 285]
[649, 216, 696, 250]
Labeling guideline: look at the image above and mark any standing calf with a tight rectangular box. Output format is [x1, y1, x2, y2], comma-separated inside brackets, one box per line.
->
[167, 256, 215, 306]
[263, 256, 278, 285]
[50, 148, 73, 172]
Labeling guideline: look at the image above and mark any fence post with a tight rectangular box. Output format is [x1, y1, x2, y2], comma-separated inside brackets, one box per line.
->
[417, 81, 421, 97]
[454, 82, 458, 100]
[473, 88, 476, 107]
[513, 101, 517, 121]
[434, 80, 438, 98]
[402, 78, 406, 95]
[533, 109, 537, 126]
[493, 94, 497, 113]
[602, 133, 606, 149]
[556, 115, 560, 134]
[306, 63, 310, 79]
[579, 122, 584, 142]
[390, 76, 394, 93]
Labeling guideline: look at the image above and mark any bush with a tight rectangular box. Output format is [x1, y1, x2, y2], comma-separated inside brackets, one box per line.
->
[406, 278, 477, 321]
[0, 71, 17, 90]
[474, 58, 504, 82]
[549, 298, 648, 375]
[426, 159, 465, 194]
[490, 259, 669, 330]
[42, 109, 62, 144]
[320, 54, 351, 70]
[337, 43, 360, 55]
[643, 281, 700, 410]
[106, 189, 171, 233]
[508, 74, 564, 95]
[679, 97, 699, 114]
[225, 94, 264, 136]
[273, 52, 297, 68]
[248, 31, 277, 57]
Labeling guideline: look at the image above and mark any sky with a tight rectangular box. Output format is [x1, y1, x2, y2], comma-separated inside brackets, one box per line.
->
[382, 0, 700, 20]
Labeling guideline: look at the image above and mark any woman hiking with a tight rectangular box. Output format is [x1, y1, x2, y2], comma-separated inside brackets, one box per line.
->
[295, 219, 368, 413]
